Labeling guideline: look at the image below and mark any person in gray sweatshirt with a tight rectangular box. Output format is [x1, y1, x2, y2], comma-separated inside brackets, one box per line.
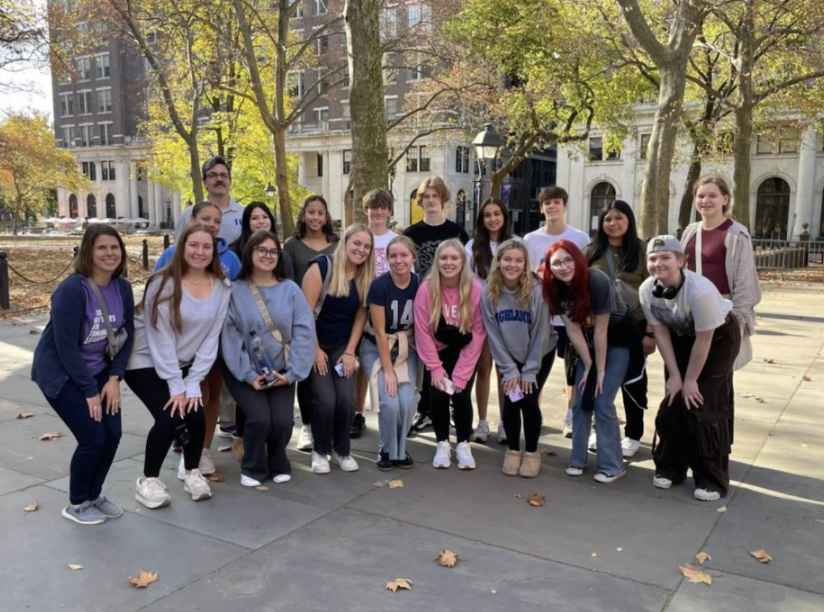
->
[481, 240, 557, 478]
[221, 231, 316, 487]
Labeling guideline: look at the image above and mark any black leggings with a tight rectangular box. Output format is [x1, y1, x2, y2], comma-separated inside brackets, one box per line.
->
[430, 346, 476, 443]
[503, 352, 555, 452]
[125, 367, 206, 478]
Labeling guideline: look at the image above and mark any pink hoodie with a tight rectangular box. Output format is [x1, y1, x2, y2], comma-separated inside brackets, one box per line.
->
[413, 278, 486, 389]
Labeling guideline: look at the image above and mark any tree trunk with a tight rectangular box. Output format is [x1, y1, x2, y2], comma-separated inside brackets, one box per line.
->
[679, 143, 702, 231]
[273, 128, 295, 237]
[732, 0, 755, 227]
[344, 0, 388, 225]
[187, 138, 204, 203]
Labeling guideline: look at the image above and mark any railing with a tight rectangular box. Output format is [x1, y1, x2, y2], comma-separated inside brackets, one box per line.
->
[753, 238, 824, 279]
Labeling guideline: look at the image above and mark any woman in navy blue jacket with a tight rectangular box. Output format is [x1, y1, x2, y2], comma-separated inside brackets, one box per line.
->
[32, 224, 135, 525]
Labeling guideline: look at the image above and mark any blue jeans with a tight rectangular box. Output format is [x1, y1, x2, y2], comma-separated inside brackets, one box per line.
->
[359, 338, 420, 460]
[43, 369, 122, 505]
[569, 346, 630, 476]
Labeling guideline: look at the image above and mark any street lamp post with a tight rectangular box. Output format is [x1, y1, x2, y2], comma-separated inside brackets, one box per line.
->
[471, 123, 506, 219]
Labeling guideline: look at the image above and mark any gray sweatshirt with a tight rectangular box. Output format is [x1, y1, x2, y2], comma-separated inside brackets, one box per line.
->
[128, 276, 232, 398]
[220, 279, 316, 386]
[481, 277, 557, 383]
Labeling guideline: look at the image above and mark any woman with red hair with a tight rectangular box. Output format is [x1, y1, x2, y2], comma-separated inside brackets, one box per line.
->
[543, 240, 637, 483]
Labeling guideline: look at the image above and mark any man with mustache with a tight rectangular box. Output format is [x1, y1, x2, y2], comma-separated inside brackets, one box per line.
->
[175, 156, 245, 245]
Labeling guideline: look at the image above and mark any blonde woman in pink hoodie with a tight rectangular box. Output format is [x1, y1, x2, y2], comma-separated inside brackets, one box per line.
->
[413, 239, 486, 470]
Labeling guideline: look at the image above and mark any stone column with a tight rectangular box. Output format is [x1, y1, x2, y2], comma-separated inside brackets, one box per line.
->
[793, 129, 818, 239]
[129, 162, 139, 218]
[153, 182, 163, 228]
[147, 178, 156, 227]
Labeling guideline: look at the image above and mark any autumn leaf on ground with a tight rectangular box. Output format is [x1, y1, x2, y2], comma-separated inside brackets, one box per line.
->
[23, 501, 38, 512]
[39, 432, 63, 441]
[68, 564, 83, 570]
[763, 359, 775, 364]
[387, 479, 404, 489]
[717, 506, 728, 513]
[680, 564, 712, 585]
[255, 486, 269, 491]
[750, 549, 773, 563]
[16, 412, 35, 419]
[755, 398, 766, 403]
[695, 552, 712, 565]
[435, 550, 458, 567]
[217, 445, 232, 452]
[526, 493, 546, 507]
[128, 570, 159, 588]
[29, 329, 41, 335]
[386, 578, 412, 593]
[802, 375, 812, 382]
[208, 475, 225, 482]
[739, 393, 754, 398]
[537, 449, 557, 456]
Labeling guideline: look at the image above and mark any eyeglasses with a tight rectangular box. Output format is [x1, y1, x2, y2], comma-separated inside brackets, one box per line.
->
[549, 257, 575, 270]
[205, 172, 230, 180]
[253, 247, 280, 258]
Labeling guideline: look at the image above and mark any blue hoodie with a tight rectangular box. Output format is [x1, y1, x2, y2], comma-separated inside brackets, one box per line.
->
[154, 236, 241, 280]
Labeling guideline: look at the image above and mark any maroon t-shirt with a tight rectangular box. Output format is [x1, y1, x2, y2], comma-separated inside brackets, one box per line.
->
[685, 218, 733, 295]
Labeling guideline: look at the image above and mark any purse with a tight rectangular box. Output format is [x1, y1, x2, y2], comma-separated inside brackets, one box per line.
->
[87, 278, 127, 362]
[248, 282, 291, 363]
[605, 246, 640, 311]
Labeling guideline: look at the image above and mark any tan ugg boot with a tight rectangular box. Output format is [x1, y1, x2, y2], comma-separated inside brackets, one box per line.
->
[519, 451, 541, 478]
[233, 437, 245, 462]
[501, 450, 523, 476]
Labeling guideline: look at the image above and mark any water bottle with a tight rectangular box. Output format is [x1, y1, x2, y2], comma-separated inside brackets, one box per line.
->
[250, 330, 277, 386]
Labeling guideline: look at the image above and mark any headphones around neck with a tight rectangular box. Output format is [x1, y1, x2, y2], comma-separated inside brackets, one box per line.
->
[652, 271, 686, 299]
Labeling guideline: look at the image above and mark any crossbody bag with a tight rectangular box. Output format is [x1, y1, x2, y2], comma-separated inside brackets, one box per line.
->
[87, 278, 128, 362]
[248, 282, 291, 363]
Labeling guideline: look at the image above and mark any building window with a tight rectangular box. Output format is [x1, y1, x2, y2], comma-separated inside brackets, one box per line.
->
[589, 137, 618, 162]
[79, 124, 92, 147]
[590, 182, 617, 232]
[315, 69, 328, 94]
[317, 153, 324, 177]
[779, 127, 799, 153]
[78, 90, 91, 115]
[317, 35, 328, 55]
[407, 4, 421, 26]
[341, 102, 350, 129]
[406, 147, 418, 173]
[59, 92, 73, 117]
[86, 194, 97, 218]
[456, 146, 470, 173]
[95, 53, 110, 79]
[99, 123, 113, 145]
[101, 161, 116, 181]
[407, 53, 431, 81]
[69, 194, 79, 218]
[97, 88, 112, 113]
[406, 146, 429, 173]
[82, 161, 96, 180]
[313, 106, 329, 123]
[639, 133, 651, 160]
[291, 0, 303, 18]
[755, 177, 790, 239]
[343, 149, 352, 174]
[312, 0, 326, 15]
[419, 146, 430, 172]
[61, 125, 75, 148]
[380, 8, 398, 38]
[342, 65, 350, 89]
[76, 57, 91, 81]
[105, 193, 116, 218]
[287, 72, 304, 98]
[384, 96, 397, 120]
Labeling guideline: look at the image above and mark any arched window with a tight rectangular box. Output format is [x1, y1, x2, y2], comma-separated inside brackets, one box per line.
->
[86, 194, 97, 218]
[590, 182, 616, 234]
[105, 193, 116, 219]
[755, 178, 790, 239]
[69, 194, 79, 218]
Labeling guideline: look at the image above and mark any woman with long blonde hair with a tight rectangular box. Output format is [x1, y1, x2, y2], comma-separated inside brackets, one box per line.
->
[301, 223, 374, 474]
[413, 239, 486, 470]
[482, 240, 557, 477]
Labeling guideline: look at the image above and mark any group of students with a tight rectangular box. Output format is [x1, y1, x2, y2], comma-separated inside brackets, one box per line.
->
[32, 158, 760, 525]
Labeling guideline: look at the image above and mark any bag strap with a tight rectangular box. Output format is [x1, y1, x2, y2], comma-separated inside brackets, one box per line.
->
[695, 228, 703, 276]
[87, 278, 116, 346]
[313, 255, 333, 320]
[248, 282, 284, 345]
[605, 246, 618, 281]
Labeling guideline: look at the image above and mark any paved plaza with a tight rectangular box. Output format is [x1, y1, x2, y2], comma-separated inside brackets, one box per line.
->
[0, 283, 822, 611]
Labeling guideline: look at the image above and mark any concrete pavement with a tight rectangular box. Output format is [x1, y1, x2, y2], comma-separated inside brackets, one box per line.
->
[0, 282, 822, 611]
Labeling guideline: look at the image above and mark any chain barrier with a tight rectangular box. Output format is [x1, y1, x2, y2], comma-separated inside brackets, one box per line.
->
[6, 256, 76, 285]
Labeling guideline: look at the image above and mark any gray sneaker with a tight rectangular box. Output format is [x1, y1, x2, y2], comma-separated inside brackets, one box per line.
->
[62, 501, 108, 525]
[92, 495, 123, 518]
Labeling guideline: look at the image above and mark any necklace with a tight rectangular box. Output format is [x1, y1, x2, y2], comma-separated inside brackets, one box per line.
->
[184, 276, 209, 286]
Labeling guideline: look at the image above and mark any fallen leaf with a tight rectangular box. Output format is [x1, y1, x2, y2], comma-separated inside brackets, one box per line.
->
[23, 501, 38, 512]
[591, 552, 598, 558]
[68, 564, 83, 570]
[802, 375, 812, 382]
[763, 358, 775, 364]
[526, 493, 546, 507]
[385, 578, 412, 593]
[39, 432, 63, 441]
[255, 486, 269, 491]
[750, 549, 773, 563]
[16, 412, 35, 419]
[739, 392, 754, 398]
[755, 397, 766, 403]
[680, 564, 712, 585]
[217, 445, 232, 452]
[128, 570, 159, 588]
[717, 505, 727, 513]
[616, 547, 623, 552]
[28, 329, 41, 335]
[387, 479, 404, 489]
[208, 475, 226, 482]
[491, 589, 497, 594]
[373, 480, 388, 488]
[435, 550, 458, 567]
[695, 552, 712, 564]
[536, 449, 557, 456]
[513, 494, 521, 499]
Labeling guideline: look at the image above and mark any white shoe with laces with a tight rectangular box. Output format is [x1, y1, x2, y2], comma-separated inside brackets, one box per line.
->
[496, 421, 507, 445]
[183, 469, 213, 501]
[652, 474, 673, 489]
[273, 474, 292, 484]
[455, 442, 476, 470]
[694, 488, 721, 501]
[199, 449, 216, 475]
[432, 441, 452, 469]
[332, 452, 359, 472]
[297, 425, 313, 451]
[135, 477, 172, 509]
[240, 474, 262, 487]
[621, 437, 641, 458]
[472, 420, 490, 443]
[311, 451, 331, 474]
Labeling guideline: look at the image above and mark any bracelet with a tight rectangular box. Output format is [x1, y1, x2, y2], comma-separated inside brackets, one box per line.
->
[343, 352, 354, 357]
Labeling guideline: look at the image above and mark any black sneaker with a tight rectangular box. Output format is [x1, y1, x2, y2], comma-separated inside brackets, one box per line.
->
[350, 413, 366, 439]
[376, 450, 394, 471]
[411, 413, 432, 431]
[393, 452, 414, 469]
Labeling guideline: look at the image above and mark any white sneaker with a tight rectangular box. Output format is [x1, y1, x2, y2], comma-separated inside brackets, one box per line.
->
[240, 474, 262, 487]
[588, 432, 597, 452]
[273, 474, 292, 484]
[652, 474, 673, 489]
[297, 425, 313, 451]
[455, 442, 476, 470]
[177, 455, 185, 481]
[332, 452, 359, 472]
[311, 451, 330, 474]
[472, 420, 490, 443]
[432, 441, 451, 469]
[183, 469, 213, 501]
[135, 477, 172, 509]
[594, 470, 626, 484]
[562, 409, 573, 438]
[199, 449, 216, 475]
[621, 437, 641, 458]
[694, 488, 721, 501]
[496, 421, 507, 445]
[565, 465, 584, 477]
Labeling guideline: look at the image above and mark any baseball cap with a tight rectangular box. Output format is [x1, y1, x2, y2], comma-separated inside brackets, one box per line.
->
[647, 235, 684, 256]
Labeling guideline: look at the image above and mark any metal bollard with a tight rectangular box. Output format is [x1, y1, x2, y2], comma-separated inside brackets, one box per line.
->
[163, 234, 170, 250]
[0, 252, 9, 310]
[142, 239, 149, 270]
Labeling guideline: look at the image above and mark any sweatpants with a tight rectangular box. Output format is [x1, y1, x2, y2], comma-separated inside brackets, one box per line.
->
[430, 345, 477, 443]
[503, 352, 555, 452]
[125, 367, 205, 478]
[305, 341, 356, 456]
[621, 318, 649, 441]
